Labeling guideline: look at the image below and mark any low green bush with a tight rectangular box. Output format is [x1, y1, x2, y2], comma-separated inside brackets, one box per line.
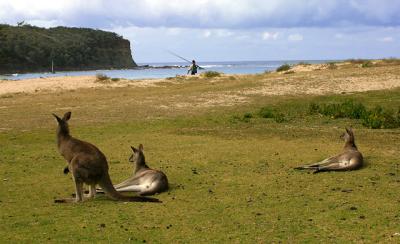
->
[201, 71, 222, 78]
[309, 100, 367, 119]
[347, 59, 368, 64]
[308, 102, 320, 114]
[96, 73, 109, 81]
[362, 106, 399, 129]
[276, 64, 291, 72]
[258, 106, 286, 123]
[327, 62, 337, 69]
[258, 107, 275, 118]
[361, 61, 373, 68]
[309, 100, 400, 129]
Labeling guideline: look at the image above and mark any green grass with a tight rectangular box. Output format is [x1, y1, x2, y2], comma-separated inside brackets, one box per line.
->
[1, 66, 400, 242]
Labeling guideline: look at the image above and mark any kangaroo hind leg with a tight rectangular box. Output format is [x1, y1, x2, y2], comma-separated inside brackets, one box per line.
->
[295, 156, 338, 170]
[313, 162, 346, 174]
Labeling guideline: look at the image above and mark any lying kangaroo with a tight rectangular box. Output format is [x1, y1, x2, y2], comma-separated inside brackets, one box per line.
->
[295, 127, 363, 173]
[52, 111, 160, 203]
[99, 144, 168, 196]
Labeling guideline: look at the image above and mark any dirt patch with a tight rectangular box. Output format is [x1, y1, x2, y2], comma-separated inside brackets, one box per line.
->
[244, 68, 400, 96]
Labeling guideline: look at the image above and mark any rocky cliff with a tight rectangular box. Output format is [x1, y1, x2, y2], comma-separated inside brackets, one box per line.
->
[0, 24, 137, 74]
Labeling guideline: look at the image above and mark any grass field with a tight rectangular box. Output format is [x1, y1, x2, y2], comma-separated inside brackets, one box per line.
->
[1, 63, 400, 243]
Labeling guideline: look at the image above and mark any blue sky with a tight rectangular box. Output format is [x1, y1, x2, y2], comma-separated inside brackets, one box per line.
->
[0, 0, 399, 63]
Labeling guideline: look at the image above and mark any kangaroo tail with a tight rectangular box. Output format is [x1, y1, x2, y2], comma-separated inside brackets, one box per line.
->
[99, 174, 161, 203]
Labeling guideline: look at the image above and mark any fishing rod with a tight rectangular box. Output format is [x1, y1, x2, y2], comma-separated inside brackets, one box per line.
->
[166, 50, 205, 69]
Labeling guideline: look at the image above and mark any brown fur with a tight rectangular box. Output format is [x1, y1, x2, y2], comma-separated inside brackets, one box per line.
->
[98, 144, 168, 196]
[53, 112, 160, 203]
[295, 127, 364, 173]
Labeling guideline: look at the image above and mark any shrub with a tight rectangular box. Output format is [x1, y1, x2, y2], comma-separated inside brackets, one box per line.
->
[308, 102, 320, 114]
[361, 61, 373, 68]
[201, 71, 222, 78]
[347, 59, 368, 64]
[309, 100, 400, 129]
[298, 62, 311, 66]
[313, 100, 367, 119]
[258, 107, 275, 118]
[243, 113, 253, 119]
[276, 64, 291, 72]
[258, 107, 286, 123]
[362, 106, 399, 129]
[273, 112, 286, 123]
[327, 62, 337, 69]
[96, 73, 109, 81]
[110, 78, 120, 82]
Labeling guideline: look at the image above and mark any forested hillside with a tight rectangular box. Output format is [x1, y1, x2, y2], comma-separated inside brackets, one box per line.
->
[0, 24, 137, 74]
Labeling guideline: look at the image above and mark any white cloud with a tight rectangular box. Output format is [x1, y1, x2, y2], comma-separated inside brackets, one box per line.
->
[379, 36, 394, 42]
[203, 30, 212, 38]
[288, 34, 303, 41]
[215, 29, 233, 37]
[1, 0, 400, 29]
[166, 28, 183, 36]
[262, 32, 279, 40]
[201, 29, 233, 38]
[335, 33, 344, 39]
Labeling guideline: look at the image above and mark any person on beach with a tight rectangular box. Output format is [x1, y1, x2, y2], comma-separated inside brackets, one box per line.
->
[187, 60, 199, 75]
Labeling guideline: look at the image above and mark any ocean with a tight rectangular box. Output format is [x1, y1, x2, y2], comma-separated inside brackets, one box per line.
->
[0, 60, 332, 80]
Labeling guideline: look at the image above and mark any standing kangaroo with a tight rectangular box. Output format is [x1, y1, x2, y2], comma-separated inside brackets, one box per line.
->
[100, 144, 168, 196]
[52, 112, 160, 203]
[295, 127, 363, 173]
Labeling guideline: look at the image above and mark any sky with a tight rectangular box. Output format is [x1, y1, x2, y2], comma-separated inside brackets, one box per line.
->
[0, 0, 399, 63]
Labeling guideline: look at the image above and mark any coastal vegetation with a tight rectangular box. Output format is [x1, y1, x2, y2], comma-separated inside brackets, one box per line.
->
[276, 63, 291, 72]
[0, 61, 400, 242]
[0, 24, 137, 74]
[201, 70, 222, 78]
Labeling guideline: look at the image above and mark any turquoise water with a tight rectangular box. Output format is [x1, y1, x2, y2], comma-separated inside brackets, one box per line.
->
[0, 60, 332, 80]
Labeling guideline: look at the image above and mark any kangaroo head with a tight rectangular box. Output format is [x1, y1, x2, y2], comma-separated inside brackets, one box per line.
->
[341, 127, 356, 148]
[129, 144, 145, 164]
[52, 112, 71, 136]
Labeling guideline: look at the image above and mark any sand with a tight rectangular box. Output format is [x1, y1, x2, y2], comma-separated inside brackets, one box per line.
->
[1, 63, 400, 97]
[0, 76, 169, 95]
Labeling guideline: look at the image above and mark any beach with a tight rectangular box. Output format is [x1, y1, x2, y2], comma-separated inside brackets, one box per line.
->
[1, 61, 399, 97]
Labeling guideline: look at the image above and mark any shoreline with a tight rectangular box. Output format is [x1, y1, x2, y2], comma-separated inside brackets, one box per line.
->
[1, 60, 400, 97]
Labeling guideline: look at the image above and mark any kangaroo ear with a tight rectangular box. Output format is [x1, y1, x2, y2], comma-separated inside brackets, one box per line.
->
[52, 113, 62, 123]
[131, 146, 138, 153]
[63, 111, 71, 121]
[139, 144, 144, 151]
[346, 127, 354, 135]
